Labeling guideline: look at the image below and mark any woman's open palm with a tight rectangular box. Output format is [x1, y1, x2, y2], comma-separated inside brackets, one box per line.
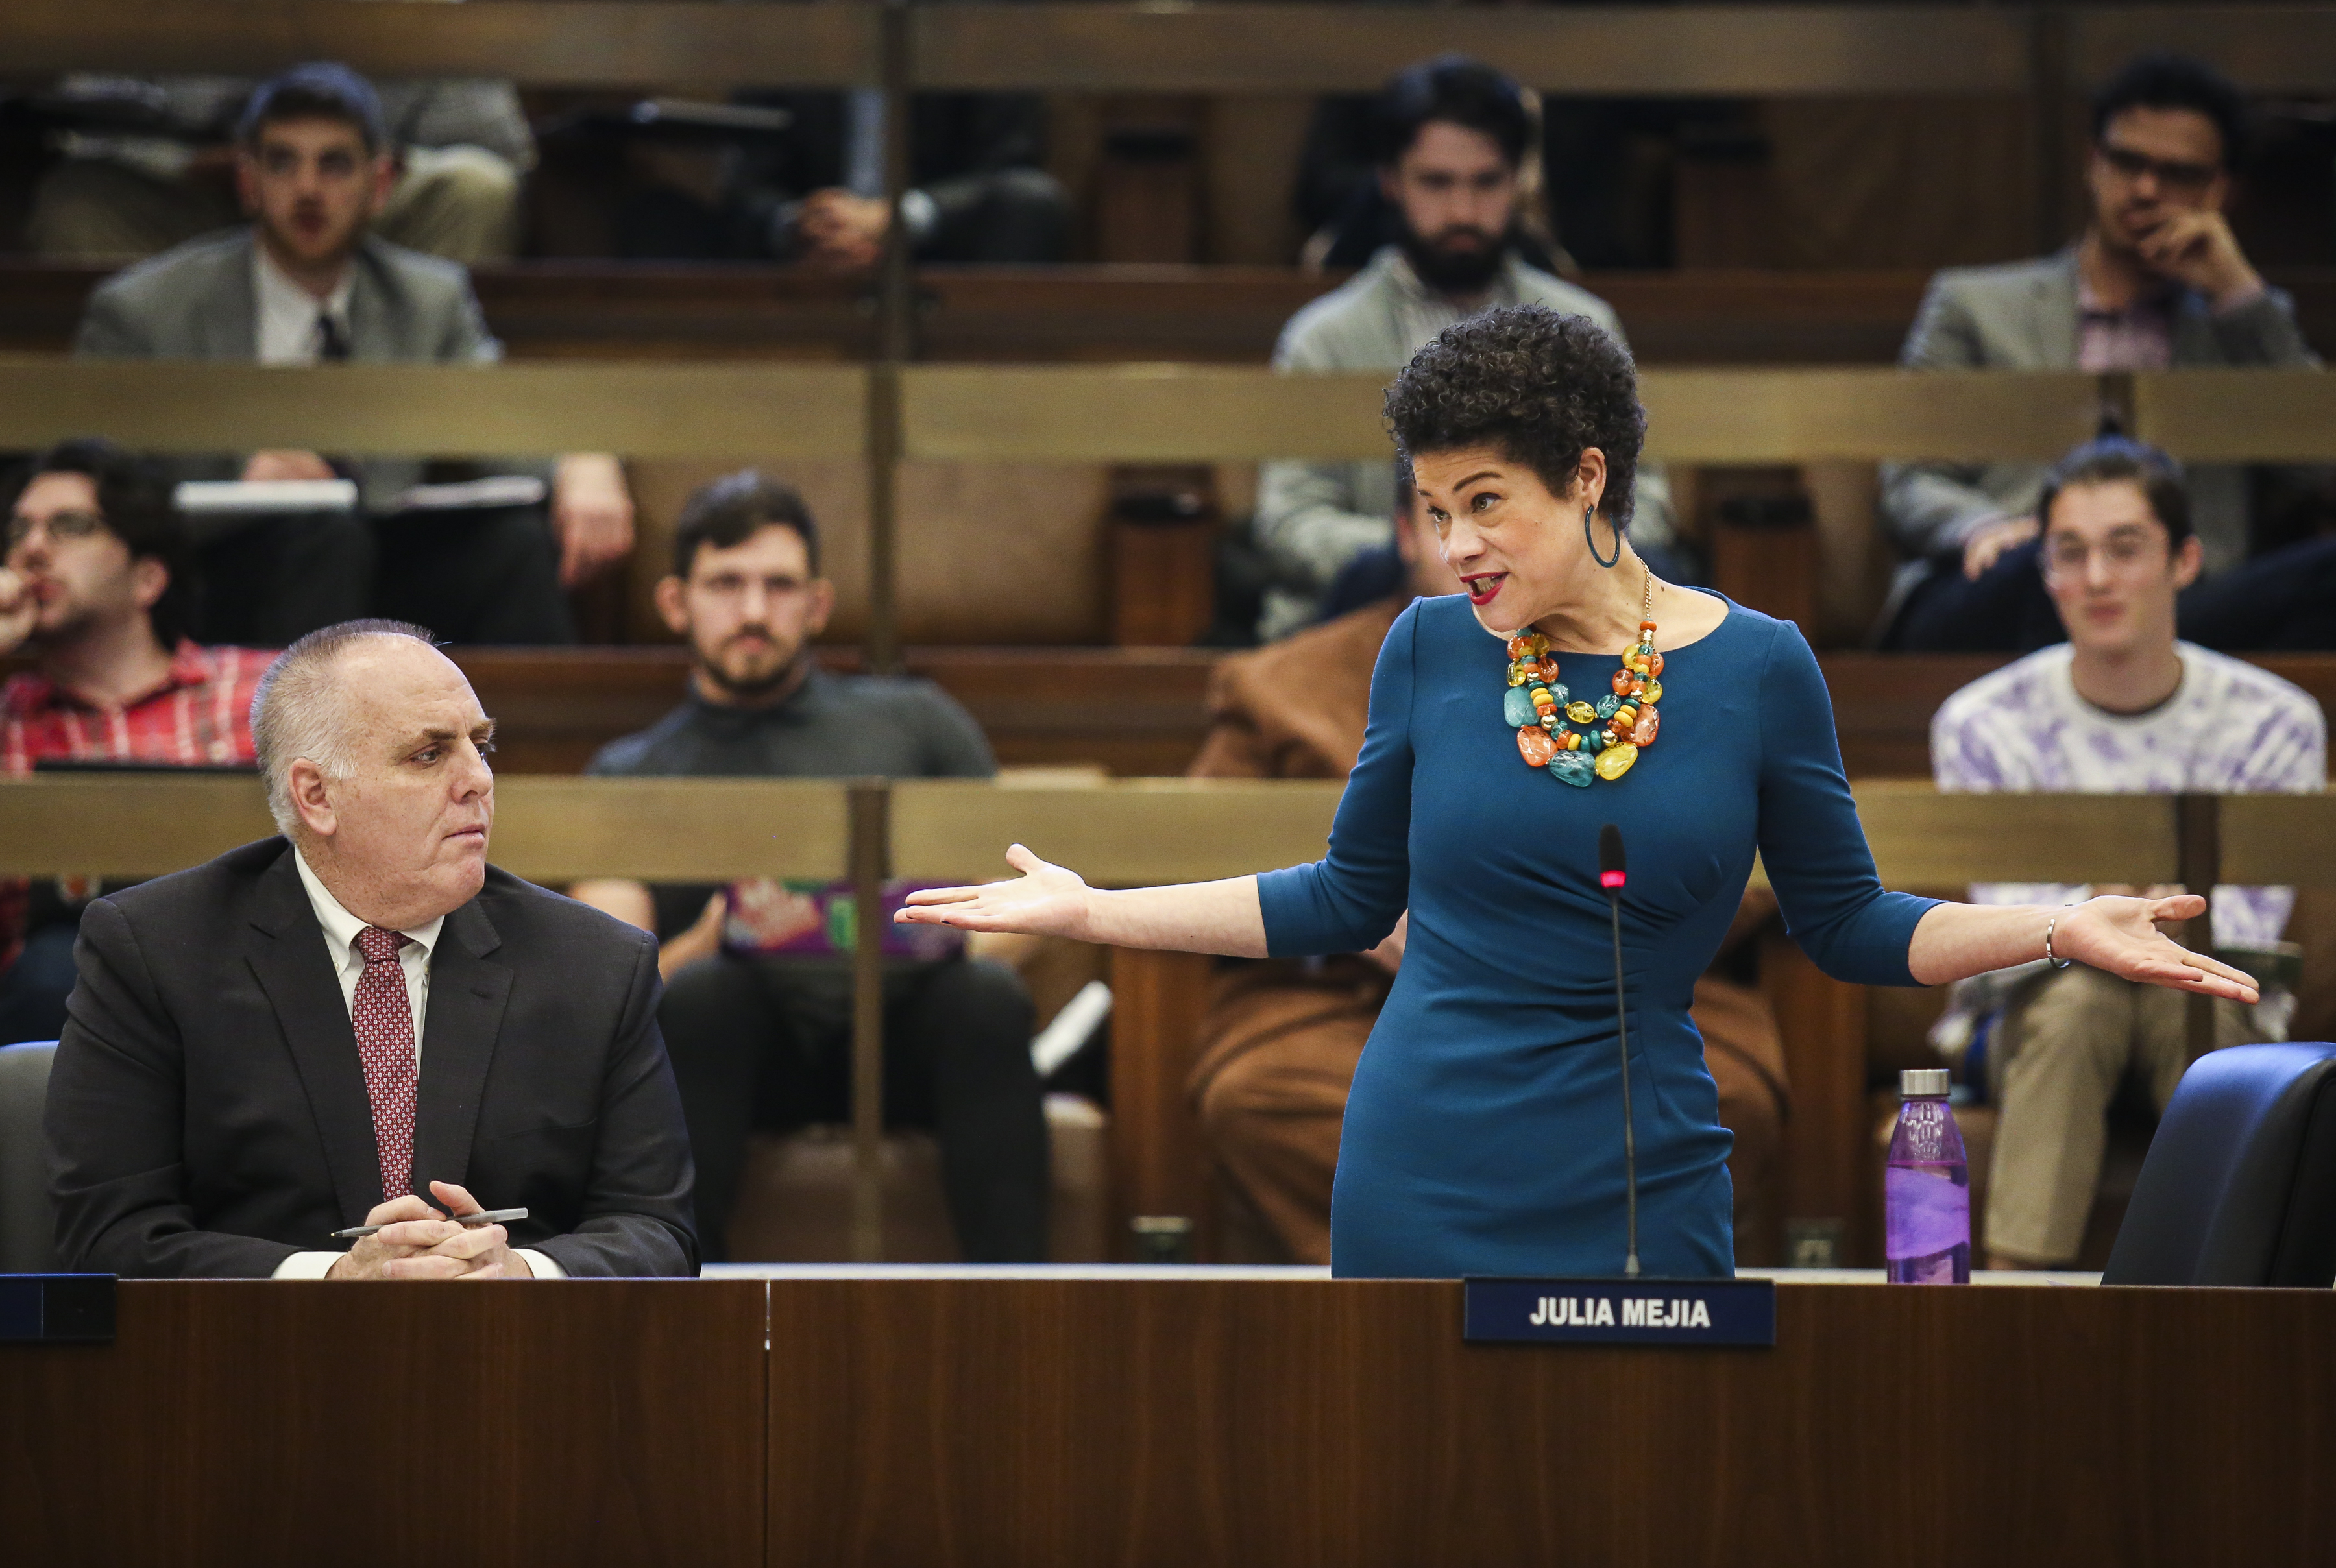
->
[2052, 893, 2260, 1004]
[896, 844, 1094, 939]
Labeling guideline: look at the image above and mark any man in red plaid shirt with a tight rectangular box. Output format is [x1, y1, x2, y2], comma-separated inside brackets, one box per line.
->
[0, 438, 270, 1041]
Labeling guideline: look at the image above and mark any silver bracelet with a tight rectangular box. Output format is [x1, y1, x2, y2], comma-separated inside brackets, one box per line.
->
[2044, 911, 2073, 970]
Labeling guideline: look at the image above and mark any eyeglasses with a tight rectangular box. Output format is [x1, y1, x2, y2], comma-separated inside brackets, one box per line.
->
[2041, 532, 2168, 581]
[2097, 142, 2219, 195]
[5, 509, 107, 550]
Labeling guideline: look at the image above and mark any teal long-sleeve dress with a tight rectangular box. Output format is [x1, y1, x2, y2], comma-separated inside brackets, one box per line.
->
[1256, 594, 1937, 1279]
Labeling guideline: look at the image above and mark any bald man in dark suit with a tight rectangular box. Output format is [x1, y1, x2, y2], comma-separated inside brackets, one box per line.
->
[46, 620, 695, 1278]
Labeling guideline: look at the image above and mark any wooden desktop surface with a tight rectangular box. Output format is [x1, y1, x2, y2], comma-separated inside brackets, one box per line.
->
[3, 1277, 2328, 1565]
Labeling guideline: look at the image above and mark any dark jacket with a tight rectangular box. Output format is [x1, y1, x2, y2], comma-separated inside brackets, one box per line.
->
[45, 839, 697, 1277]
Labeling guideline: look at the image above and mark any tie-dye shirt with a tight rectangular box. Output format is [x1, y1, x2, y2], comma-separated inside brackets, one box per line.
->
[1928, 643, 2324, 1054]
[1931, 642, 2325, 946]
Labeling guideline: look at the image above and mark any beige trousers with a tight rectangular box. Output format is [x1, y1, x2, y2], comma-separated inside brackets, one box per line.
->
[27, 145, 522, 264]
[1986, 965, 2263, 1265]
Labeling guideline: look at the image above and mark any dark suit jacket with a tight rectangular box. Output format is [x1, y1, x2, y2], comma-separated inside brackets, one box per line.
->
[45, 839, 697, 1278]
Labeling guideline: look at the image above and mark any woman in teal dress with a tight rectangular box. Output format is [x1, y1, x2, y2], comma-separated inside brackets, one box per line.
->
[899, 305, 2258, 1279]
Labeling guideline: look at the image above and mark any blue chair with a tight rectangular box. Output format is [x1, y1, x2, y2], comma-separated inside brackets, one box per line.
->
[2103, 1042, 2336, 1287]
[0, 1041, 58, 1273]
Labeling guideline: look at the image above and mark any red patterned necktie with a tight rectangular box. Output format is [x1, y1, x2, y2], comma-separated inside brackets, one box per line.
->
[352, 925, 418, 1202]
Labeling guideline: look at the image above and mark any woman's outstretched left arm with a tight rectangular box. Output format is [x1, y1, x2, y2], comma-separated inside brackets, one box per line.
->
[1753, 621, 2256, 1004]
[1906, 894, 2257, 1002]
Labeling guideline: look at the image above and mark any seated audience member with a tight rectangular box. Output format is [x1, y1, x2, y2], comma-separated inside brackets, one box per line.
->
[571, 473, 1047, 1262]
[45, 620, 697, 1277]
[1188, 481, 1788, 1263]
[1882, 53, 2324, 653]
[73, 63, 633, 646]
[1254, 56, 1677, 640]
[0, 439, 269, 1044]
[616, 89, 1069, 265]
[30, 67, 531, 265]
[1929, 437, 2324, 1270]
[1293, 77, 1565, 277]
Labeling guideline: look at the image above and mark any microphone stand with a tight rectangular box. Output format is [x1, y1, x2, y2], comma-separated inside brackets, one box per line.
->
[1607, 880, 1640, 1279]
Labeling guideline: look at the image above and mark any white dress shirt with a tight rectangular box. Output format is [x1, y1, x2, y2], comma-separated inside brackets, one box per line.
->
[252, 245, 354, 365]
[272, 849, 563, 1279]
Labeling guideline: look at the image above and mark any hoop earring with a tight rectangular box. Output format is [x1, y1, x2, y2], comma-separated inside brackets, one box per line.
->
[1585, 505, 1620, 569]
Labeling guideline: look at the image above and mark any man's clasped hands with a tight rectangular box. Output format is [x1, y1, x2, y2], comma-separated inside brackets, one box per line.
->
[328, 1178, 534, 1279]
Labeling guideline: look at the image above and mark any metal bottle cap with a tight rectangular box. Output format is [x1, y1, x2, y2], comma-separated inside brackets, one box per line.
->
[1901, 1068, 1951, 1098]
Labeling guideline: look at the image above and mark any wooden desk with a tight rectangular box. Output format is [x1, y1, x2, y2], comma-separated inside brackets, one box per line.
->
[0, 1279, 767, 1563]
[3, 1277, 2326, 1566]
[768, 1276, 2335, 1566]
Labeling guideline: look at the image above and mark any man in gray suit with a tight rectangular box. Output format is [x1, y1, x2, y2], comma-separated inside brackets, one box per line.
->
[75, 64, 634, 645]
[1880, 54, 2325, 652]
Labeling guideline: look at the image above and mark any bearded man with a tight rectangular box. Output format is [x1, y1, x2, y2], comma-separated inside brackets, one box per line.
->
[1251, 56, 1677, 640]
[570, 472, 1047, 1265]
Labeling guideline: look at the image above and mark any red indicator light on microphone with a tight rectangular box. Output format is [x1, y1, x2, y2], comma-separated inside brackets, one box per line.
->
[1599, 870, 1626, 890]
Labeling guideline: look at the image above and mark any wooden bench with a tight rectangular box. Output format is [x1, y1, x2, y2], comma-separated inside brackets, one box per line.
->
[449, 645, 2336, 782]
[446, 644, 1218, 777]
[29, 640, 2229, 782]
[0, 260, 1922, 363]
[3, 259, 2328, 365]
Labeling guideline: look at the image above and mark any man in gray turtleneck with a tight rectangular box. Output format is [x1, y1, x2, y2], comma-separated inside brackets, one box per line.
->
[572, 471, 1046, 1264]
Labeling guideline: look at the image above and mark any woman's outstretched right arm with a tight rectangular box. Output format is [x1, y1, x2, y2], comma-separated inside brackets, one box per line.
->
[902, 603, 1422, 962]
[897, 843, 1269, 957]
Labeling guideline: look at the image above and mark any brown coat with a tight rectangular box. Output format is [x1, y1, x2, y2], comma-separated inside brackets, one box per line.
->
[1186, 597, 1789, 1265]
[1188, 597, 1401, 782]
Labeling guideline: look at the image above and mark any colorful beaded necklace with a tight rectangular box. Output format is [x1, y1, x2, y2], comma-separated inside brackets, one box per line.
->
[1501, 570, 1663, 788]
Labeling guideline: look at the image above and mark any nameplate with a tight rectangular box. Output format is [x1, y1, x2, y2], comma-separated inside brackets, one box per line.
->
[0, 1275, 117, 1344]
[1463, 1277, 1775, 1347]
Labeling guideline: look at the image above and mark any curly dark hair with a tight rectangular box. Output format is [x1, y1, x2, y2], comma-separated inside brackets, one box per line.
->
[2093, 53, 2248, 170]
[1382, 304, 1645, 527]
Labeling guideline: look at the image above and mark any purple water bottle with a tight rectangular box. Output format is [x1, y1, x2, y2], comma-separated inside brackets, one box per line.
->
[1885, 1068, 1971, 1284]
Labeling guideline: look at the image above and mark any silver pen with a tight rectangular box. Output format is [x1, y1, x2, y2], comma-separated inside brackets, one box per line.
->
[332, 1206, 527, 1240]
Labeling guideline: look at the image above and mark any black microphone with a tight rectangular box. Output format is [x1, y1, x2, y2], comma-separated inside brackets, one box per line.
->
[1598, 823, 1640, 1279]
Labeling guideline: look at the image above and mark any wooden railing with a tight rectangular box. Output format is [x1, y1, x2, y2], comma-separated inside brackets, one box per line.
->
[6, 359, 2336, 463]
[8, 1, 2336, 95]
[5, 772, 2326, 886]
